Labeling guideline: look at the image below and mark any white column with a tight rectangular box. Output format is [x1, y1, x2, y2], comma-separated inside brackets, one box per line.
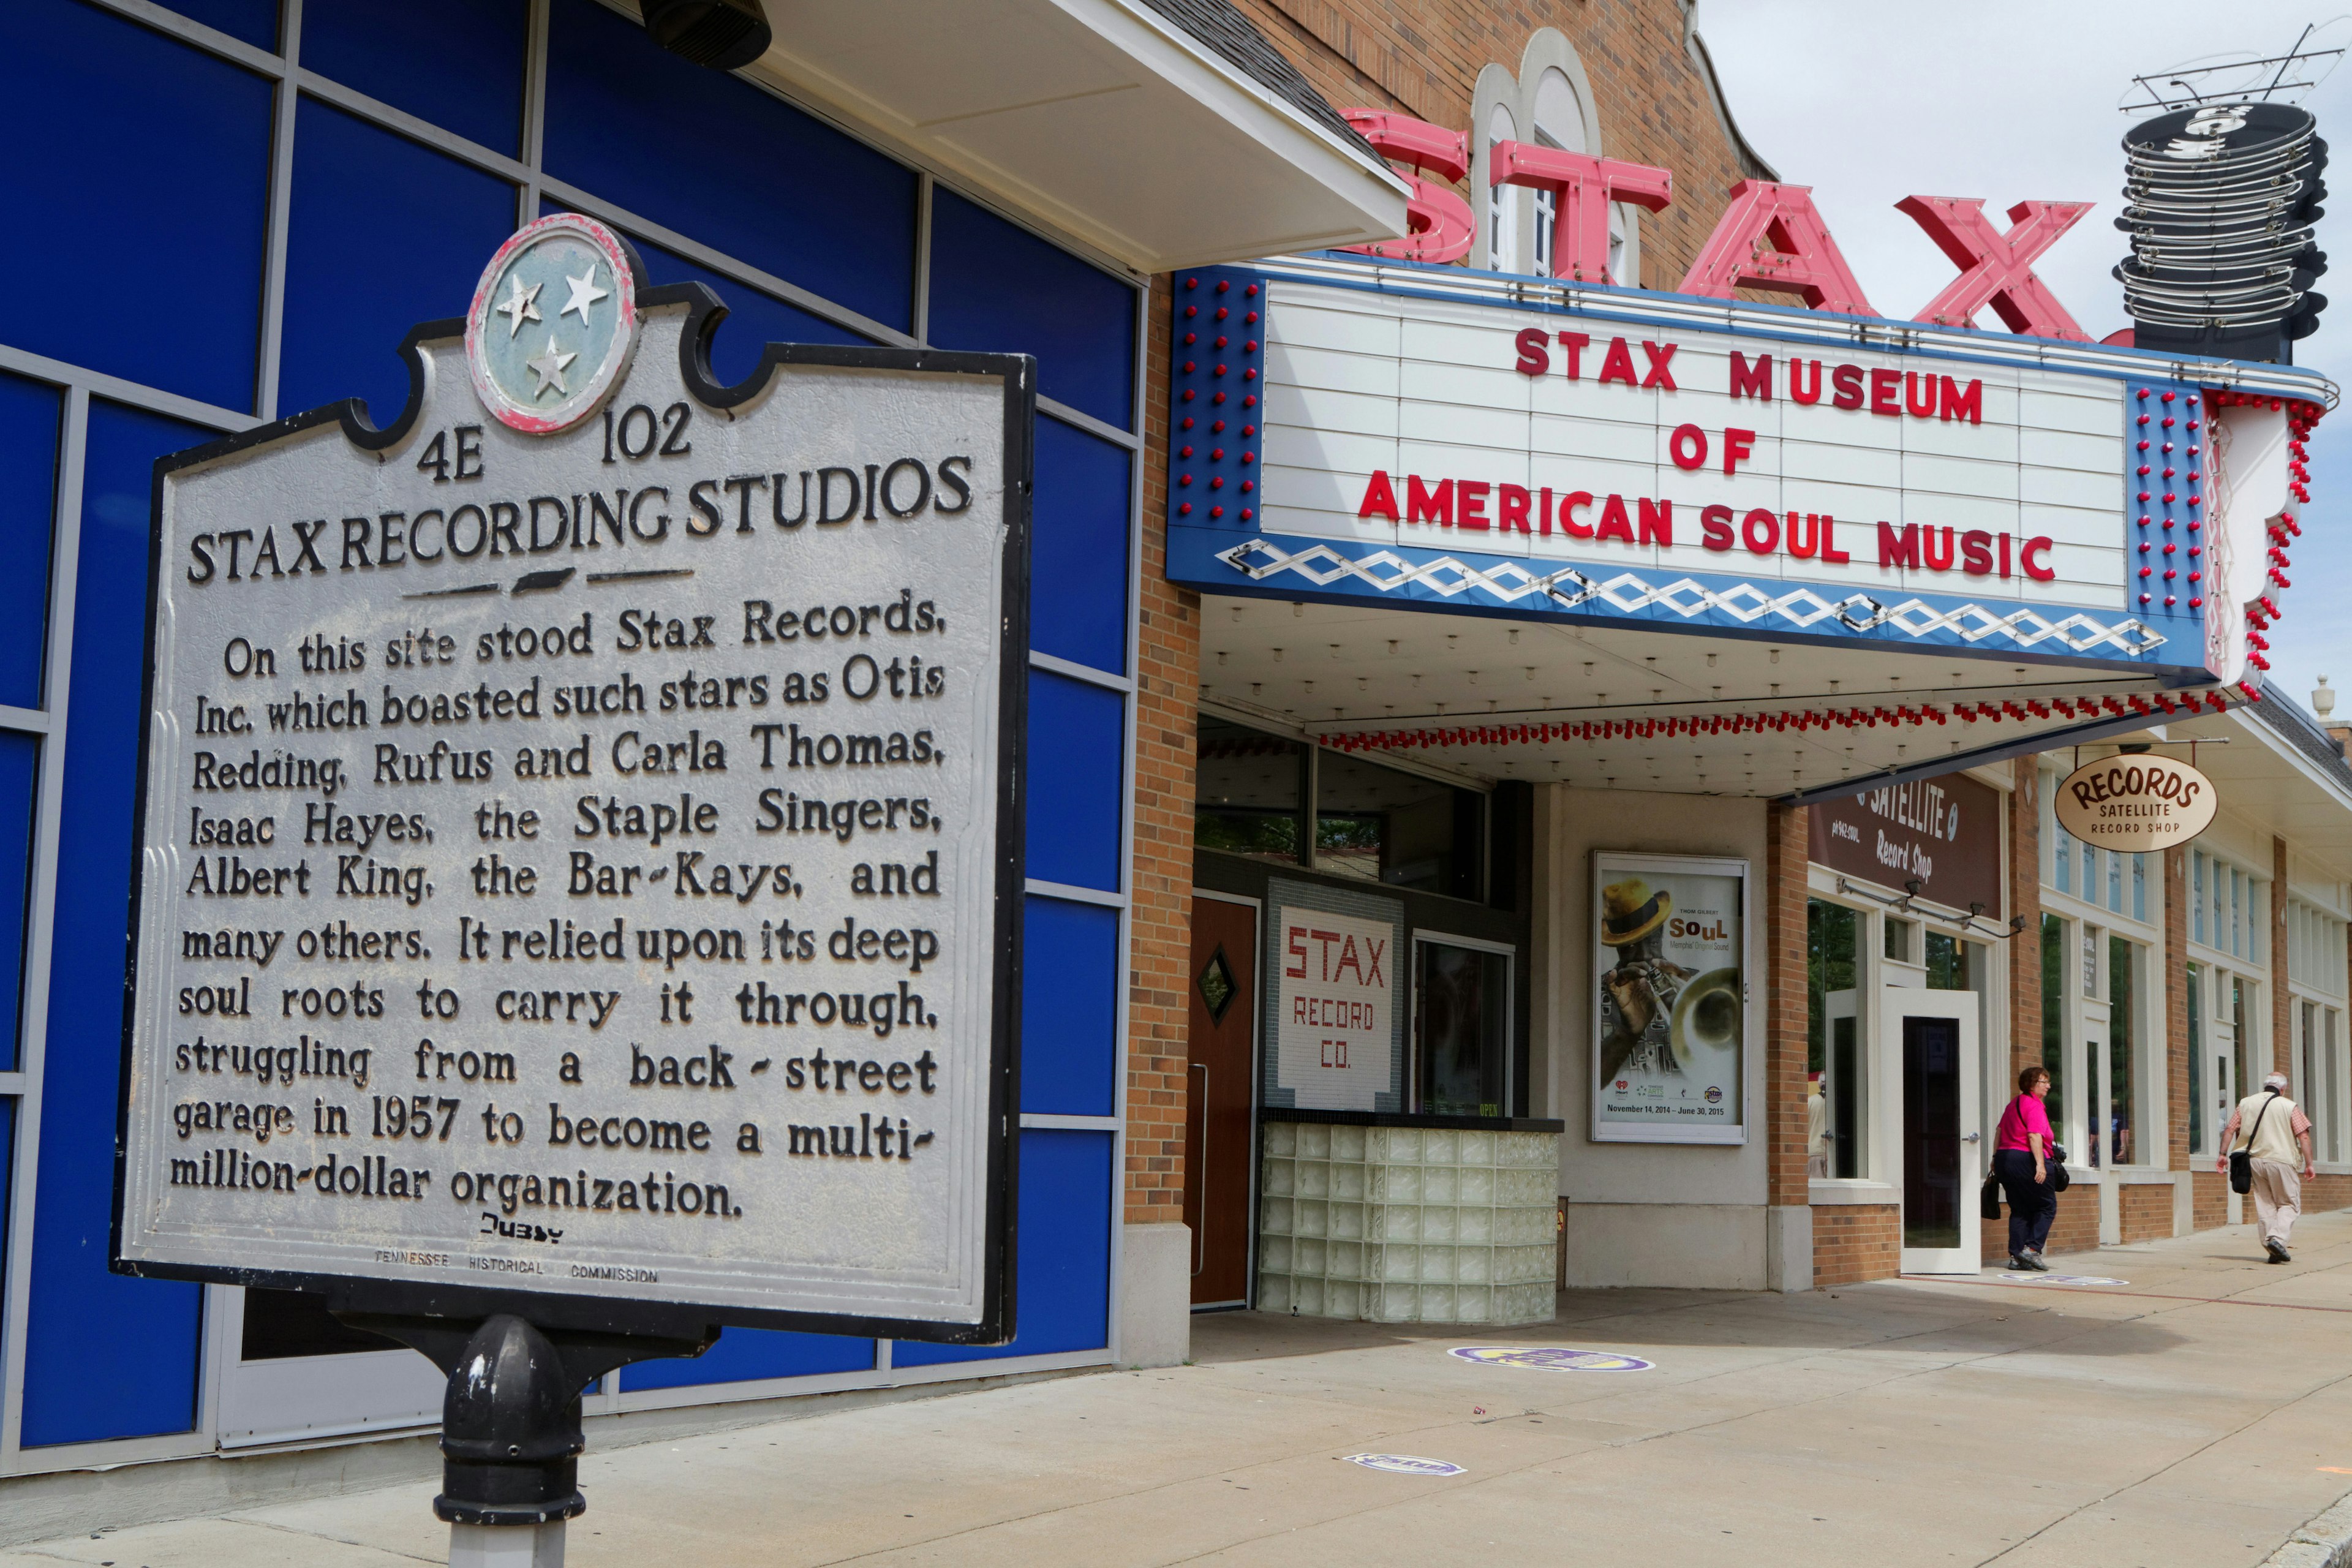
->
[450, 1521, 565, 1568]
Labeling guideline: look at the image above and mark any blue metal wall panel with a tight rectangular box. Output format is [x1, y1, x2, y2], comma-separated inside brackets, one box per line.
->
[543, 0, 917, 336]
[21, 401, 210, 1447]
[1022, 672, 1124, 894]
[277, 97, 518, 421]
[927, 189, 1136, 432]
[0, 1, 271, 413]
[1030, 417, 1133, 676]
[159, 0, 277, 49]
[300, 0, 527, 157]
[625, 1329, 875, 1392]
[0, 2, 1140, 1431]
[624, 233, 874, 382]
[892, 1130, 1112, 1365]
[0, 373, 61, 710]
[0, 734, 35, 1074]
[1020, 895, 1118, 1118]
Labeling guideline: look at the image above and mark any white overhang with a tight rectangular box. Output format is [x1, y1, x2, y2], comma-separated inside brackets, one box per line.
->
[2163, 704, 2352, 876]
[1201, 595, 2237, 801]
[747, 0, 1410, 273]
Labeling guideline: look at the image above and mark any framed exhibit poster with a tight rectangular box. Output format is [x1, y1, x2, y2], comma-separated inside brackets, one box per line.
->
[1591, 852, 1749, 1145]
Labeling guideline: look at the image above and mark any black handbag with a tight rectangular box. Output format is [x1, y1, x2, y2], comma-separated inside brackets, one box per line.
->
[1980, 1172, 2002, 1219]
[2049, 1144, 2070, 1193]
[2230, 1093, 2279, 1195]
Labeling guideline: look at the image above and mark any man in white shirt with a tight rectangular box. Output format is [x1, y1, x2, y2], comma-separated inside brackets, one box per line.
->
[1806, 1072, 1829, 1180]
[2216, 1072, 2316, 1264]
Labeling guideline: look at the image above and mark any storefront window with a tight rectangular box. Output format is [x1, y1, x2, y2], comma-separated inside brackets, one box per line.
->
[2109, 937, 2137, 1165]
[2187, 963, 2205, 1152]
[1196, 716, 1303, 864]
[1807, 900, 1861, 1179]
[1485, 103, 1518, 271]
[1314, 750, 1482, 899]
[2233, 976, 2253, 1116]
[1414, 938, 1510, 1115]
[2302, 1000, 2321, 1159]
[1924, 931, 1973, 989]
[2331, 1009, 2345, 1164]
[1884, 917, 1912, 964]
[2041, 913, 2065, 1132]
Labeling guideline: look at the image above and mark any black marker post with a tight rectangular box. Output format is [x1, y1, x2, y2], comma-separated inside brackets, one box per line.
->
[336, 1305, 715, 1567]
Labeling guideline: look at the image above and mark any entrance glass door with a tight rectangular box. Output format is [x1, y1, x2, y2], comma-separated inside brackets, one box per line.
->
[1888, 990, 1981, 1273]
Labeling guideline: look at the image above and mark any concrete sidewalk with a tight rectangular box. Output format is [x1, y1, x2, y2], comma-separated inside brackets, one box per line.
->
[13, 1214, 2352, 1567]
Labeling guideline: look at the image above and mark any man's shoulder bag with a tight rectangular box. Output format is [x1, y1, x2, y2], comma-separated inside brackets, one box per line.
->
[2230, 1093, 2279, 1196]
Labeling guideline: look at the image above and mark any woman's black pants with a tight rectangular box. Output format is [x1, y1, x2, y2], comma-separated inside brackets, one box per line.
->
[1994, 1148, 2055, 1257]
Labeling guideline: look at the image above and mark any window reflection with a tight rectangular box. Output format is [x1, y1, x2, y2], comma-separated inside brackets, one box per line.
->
[1415, 940, 1509, 1115]
[1195, 717, 1303, 864]
[1316, 749, 1482, 899]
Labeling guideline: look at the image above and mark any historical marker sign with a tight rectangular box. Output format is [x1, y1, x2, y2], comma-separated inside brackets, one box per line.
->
[113, 215, 1032, 1341]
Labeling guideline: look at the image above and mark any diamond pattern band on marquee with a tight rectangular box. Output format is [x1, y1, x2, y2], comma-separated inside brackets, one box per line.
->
[1213, 538, 2169, 658]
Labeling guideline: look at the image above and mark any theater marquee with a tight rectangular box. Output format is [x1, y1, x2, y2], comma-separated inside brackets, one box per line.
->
[1164, 255, 2316, 683]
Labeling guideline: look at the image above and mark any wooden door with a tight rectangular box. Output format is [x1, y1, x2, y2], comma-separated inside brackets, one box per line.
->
[1186, 895, 1258, 1306]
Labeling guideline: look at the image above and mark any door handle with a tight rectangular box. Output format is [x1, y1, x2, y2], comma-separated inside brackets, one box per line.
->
[1189, 1063, 1208, 1277]
[1962, 1132, 1982, 1144]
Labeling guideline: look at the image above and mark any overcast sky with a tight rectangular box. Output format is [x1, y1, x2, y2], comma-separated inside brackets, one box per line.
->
[1698, 2, 2351, 720]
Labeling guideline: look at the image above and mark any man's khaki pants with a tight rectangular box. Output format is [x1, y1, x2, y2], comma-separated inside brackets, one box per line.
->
[2249, 1157, 2302, 1246]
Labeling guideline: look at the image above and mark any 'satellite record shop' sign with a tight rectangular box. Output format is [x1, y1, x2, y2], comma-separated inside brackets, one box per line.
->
[1163, 256, 2286, 679]
[113, 216, 1031, 1341]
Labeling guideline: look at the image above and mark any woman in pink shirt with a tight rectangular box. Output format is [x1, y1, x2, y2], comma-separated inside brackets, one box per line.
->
[1992, 1066, 2058, 1270]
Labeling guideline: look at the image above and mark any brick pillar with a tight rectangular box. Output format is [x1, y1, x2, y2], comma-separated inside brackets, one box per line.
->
[1765, 801, 1808, 1207]
[2165, 846, 2190, 1172]
[2274, 835, 2293, 1078]
[1126, 272, 1197, 1228]
[2008, 758, 2044, 1084]
[1765, 800, 1810, 1290]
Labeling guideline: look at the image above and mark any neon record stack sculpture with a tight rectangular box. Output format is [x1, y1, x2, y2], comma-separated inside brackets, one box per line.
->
[2116, 102, 2328, 363]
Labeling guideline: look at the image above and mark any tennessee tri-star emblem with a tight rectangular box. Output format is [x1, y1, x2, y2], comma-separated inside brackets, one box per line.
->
[464, 212, 640, 434]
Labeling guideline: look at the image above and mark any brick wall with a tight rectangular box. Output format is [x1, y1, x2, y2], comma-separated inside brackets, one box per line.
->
[1766, 801, 1808, 1208]
[2193, 1169, 2228, 1231]
[2119, 1182, 2173, 1243]
[1980, 1178, 2099, 1262]
[2008, 761, 2043, 1085]
[1230, 0, 1760, 288]
[2305, 1173, 2352, 1213]
[1125, 273, 1198, 1225]
[1812, 1206, 1899, 1287]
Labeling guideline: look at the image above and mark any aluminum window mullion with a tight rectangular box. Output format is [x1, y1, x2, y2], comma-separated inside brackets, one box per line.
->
[254, 0, 303, 421]
[80, 0, 290, 78]
[0, 345, 255, 435]
[533, 174, 916, 349]
[1028, 650, 1133, 695]
[1025, 877, 1126, 911]
[0, 387, 89, 1471]
[518, 0, 551, 225]
[912, 173, 933, 348]
[1039, 399, 1141, 453]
